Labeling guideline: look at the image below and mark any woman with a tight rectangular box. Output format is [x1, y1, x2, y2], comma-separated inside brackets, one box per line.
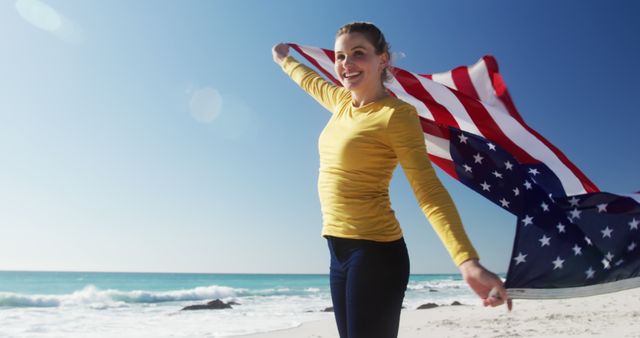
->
[272, 22, 512, 338]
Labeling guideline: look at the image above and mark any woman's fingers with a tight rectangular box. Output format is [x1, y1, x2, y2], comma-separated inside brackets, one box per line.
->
[487, 285, 513, 311]
[272, 43, 290, 65]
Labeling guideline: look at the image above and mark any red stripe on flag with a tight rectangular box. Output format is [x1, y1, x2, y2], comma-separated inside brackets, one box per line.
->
[395, 68, 460, 129]
[429, 155, 458, 179]
[451, 66, 481, 101]
[288, 44, 342, 86]
[419, 117, 450, 140]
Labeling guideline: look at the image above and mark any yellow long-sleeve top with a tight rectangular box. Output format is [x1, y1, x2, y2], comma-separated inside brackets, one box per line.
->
[281, 55, 479, 266]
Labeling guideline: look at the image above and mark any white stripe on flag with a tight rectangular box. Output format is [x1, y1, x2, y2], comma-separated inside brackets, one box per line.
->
[467, 58, 509, 111]
[386, 75, 435, 121]
[431, 71, 457, 91]
[424, 134, 452, 161]
[298, 45, 338, 82]
[413, 74, 484, 136]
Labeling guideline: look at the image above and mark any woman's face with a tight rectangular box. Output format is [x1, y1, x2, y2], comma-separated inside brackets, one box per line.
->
[334, 32, 388, 94]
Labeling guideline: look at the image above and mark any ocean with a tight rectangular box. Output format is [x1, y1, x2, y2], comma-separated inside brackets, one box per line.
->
[0, 271, 479, 337]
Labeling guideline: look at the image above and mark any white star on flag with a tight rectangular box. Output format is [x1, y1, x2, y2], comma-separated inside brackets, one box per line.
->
[552, 257, 564, 270]
[629, 218, 639, 230]
[473, 153, 484, 164]
[500, 198, 510, 208]
[605, 252, 614, 261]
[514, 252, 527, 265]
[539, 235, 551, 247]
[522, 215, 533, 226]
[458, 134, 468, 143]
[568, 196, 580, 207]
[585, 267, 595, 279]
[596, 203, 608, 213]
[541, 202, 549, 212]
[569, 208, 581, 219]
[601, 226, 613, 238]
[572, 244, 582, 255]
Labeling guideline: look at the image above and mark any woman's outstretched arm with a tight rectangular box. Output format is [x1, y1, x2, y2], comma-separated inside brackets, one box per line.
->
[272, 43, 349, 114]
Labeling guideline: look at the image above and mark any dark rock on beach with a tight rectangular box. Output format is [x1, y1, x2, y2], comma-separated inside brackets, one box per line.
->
[417, 303, 439, 310]
[451, 301, 462, 306]
[181, 299, 233, 311]
[323, 307, 334, 312]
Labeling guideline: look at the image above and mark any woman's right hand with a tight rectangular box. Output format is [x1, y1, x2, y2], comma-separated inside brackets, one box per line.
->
[272, 43, 290, 66]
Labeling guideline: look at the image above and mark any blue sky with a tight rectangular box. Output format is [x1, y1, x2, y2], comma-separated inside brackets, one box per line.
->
[1, 0, 638, 274]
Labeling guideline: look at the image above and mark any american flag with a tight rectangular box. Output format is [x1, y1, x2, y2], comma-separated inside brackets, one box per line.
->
[288, 43, 640, 299]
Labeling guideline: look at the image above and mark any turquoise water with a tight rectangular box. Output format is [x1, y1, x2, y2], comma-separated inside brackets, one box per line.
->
[0, 271, 476, 337]
[0, 271, 331, 296]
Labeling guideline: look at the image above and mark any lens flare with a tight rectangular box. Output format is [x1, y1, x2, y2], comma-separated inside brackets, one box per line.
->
[189, 87, 223, 123]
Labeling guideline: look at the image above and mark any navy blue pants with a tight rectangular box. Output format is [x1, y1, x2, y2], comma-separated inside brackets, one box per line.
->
[326, 236, 410, 338]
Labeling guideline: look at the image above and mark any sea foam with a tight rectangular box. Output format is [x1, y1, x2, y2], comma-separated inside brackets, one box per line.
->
[0, 284, 239, 308]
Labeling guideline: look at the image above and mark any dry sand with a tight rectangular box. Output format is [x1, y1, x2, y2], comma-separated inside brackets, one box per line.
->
[243, 287, 640, 338]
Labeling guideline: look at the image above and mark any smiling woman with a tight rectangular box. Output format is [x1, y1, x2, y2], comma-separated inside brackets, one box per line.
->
[272, 21, 511, 338]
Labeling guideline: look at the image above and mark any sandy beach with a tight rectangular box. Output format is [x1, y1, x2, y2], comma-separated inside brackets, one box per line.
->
[244, 287, 640, 338]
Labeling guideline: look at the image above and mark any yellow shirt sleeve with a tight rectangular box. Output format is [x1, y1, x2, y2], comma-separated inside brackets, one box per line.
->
[387, 106, 479, 266]
[280, 55, 350, 113]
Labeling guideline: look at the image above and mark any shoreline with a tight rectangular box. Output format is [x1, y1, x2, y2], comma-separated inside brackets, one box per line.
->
[242, 287, 640, 338]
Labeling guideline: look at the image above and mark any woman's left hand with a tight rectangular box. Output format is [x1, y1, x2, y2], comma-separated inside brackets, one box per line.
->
[458, 258, 513, 311]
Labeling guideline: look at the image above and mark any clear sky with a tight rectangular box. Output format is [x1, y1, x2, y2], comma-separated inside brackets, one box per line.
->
[1, 0, 638, 274]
